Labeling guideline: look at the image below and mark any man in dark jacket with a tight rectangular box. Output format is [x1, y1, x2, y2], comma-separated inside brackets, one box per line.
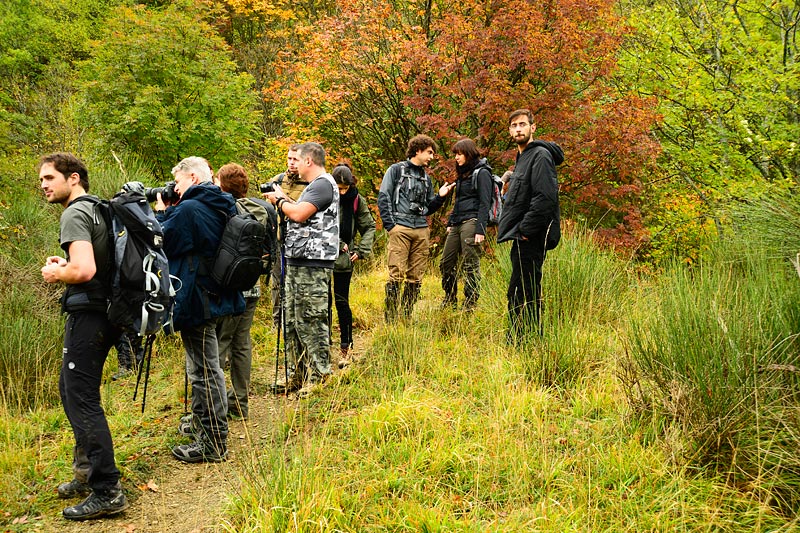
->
[497, 109, 564, 341]
[377, 134, 452, 321]
[155, 156, 244, 463]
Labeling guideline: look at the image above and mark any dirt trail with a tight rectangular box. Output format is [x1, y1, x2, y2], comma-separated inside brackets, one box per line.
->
[41, 337, 362, 533]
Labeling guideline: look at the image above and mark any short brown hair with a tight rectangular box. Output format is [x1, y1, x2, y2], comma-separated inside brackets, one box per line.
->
[216, 163, 249, 199]
[38, 152, 90, 192]
[451, 138, 480, 163]
[298, 142, 326, 167]
[406, 134, 437, 160]
[509, 109, 534, 126]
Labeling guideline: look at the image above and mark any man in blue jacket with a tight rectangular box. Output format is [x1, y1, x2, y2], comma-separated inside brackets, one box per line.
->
[497, 109, 564, 341]
[155, 156, 244, 463]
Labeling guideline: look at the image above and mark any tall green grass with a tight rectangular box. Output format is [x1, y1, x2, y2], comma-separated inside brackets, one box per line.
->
[0, 152, 159, 412]
[625, 196, 800, 513]
[223, 233, 793, 531]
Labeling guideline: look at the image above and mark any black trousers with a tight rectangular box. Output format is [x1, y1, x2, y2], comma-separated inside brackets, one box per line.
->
[332, 270, 353, 349]
[60, 311, 121, 492]
[507, 238, 545, 336]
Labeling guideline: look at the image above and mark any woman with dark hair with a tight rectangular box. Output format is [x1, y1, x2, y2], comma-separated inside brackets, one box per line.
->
[439, 138, 494, 310]
[331, 163, 376, 367]
[213, 163, 276, 419]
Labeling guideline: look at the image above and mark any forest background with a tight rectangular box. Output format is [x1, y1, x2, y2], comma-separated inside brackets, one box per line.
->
[1, 0, 800, 530]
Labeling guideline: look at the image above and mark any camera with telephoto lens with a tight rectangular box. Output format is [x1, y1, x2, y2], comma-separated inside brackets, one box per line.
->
[144, 181, 179, 203]
[259, 182, 276, 194]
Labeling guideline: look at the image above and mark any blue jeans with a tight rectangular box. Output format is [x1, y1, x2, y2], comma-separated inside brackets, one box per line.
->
[60, 311, 121, 492]
[181, 320, 228, 446]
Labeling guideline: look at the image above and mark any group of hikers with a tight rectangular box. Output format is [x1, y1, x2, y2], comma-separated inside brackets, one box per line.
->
[38, 107, 562, 520]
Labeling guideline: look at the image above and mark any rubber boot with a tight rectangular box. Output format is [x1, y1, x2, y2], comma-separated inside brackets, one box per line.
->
[384, 281, 401, 323]
[463, 271, 479, 311]
[440, 274, 457, 310]
[401, 282, 421, 319]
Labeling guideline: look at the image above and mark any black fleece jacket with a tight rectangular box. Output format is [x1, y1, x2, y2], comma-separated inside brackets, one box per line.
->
[448, 157, 494, 235]
[497, 140, 564, 245]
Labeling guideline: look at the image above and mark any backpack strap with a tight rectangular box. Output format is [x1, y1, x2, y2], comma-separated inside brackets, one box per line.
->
[393, 161, 430, 210]
[68, 195, 114, 285]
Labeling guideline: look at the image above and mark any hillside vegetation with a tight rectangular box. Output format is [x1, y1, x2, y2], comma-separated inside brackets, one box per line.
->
[1, 150, 799, 529]
[1, 0, 799, 529]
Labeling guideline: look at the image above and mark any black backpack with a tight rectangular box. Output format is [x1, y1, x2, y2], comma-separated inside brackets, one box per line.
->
[75, 189, 178, 412]
[470, 169, 504, 226]
[209, 206, 267, 291]
[236, 197, 278, 282]
[74, 191, 177, 336]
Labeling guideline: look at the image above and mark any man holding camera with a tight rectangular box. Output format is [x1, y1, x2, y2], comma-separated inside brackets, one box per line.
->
[377, 134, 451, 321]
[268, 145, 305, 330]
[155, 156, 244, 463]
[39, 152, 128, 520]
[264, 142, 339, 397]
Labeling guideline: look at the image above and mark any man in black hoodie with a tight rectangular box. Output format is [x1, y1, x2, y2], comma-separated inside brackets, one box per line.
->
[497, 109, 564, 341]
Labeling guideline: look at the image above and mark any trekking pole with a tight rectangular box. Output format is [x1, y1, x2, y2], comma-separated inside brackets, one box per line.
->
[133, 334, 155, 413]
[273, 213, 289, 396]
[273, 249, 284, 389]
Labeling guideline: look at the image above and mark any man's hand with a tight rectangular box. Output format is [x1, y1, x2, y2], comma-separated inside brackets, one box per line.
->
[350, 252, 360, 262]
[474, 234, 485, 244]
[438, 181, 456, 197]
[41, 256, 67, 283]
[264, 185, 287, 205]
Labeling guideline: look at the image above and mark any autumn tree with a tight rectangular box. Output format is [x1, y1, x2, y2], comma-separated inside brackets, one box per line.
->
[76, 2, 262, 177]
[271, 0, 660, 247]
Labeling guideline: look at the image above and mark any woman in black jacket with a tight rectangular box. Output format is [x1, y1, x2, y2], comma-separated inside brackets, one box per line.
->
[439, 139, 494, 310]
[331, 163, 376, 367]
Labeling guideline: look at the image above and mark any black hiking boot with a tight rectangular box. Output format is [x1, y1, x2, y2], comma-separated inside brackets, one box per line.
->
[62, 488, 128, 520]
[57, 478, 91, 499]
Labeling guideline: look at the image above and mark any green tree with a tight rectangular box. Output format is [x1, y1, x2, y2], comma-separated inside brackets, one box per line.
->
[619, 0, 800, 259]
[0, 0, 121, 154]
[76, 2, 262, 176]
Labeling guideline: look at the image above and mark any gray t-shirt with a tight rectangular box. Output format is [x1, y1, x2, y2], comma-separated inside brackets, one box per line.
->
[60, 197, 110, 276]
[299, 175, 334, 212]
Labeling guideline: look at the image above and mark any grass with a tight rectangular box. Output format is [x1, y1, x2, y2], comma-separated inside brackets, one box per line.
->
[2, 152, 800, 531]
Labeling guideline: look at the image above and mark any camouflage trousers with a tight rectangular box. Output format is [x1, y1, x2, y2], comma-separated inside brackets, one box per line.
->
[285, 265, 332, 383]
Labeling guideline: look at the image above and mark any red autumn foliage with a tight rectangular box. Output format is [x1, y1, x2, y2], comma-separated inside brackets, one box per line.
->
[274, 0, 661, 250]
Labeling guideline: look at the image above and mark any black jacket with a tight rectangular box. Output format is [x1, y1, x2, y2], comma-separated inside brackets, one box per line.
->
[448, 158, 494, 235]
[497, 140, 564, 245]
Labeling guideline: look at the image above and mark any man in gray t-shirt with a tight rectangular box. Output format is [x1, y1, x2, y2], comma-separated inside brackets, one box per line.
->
[264, 142, 339, 397]
[39, 152, 129, 520]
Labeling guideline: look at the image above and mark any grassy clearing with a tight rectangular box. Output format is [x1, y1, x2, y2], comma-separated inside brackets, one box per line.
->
[2, 152, 799, 531]
[220, 236, 796, 532]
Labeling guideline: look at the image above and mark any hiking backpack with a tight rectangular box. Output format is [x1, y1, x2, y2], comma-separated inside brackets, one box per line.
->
[209, 206, 268, 291]
[75, 190, 177, 337]
[236, 197, 278, 283]
[471, 169, 504, 226]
